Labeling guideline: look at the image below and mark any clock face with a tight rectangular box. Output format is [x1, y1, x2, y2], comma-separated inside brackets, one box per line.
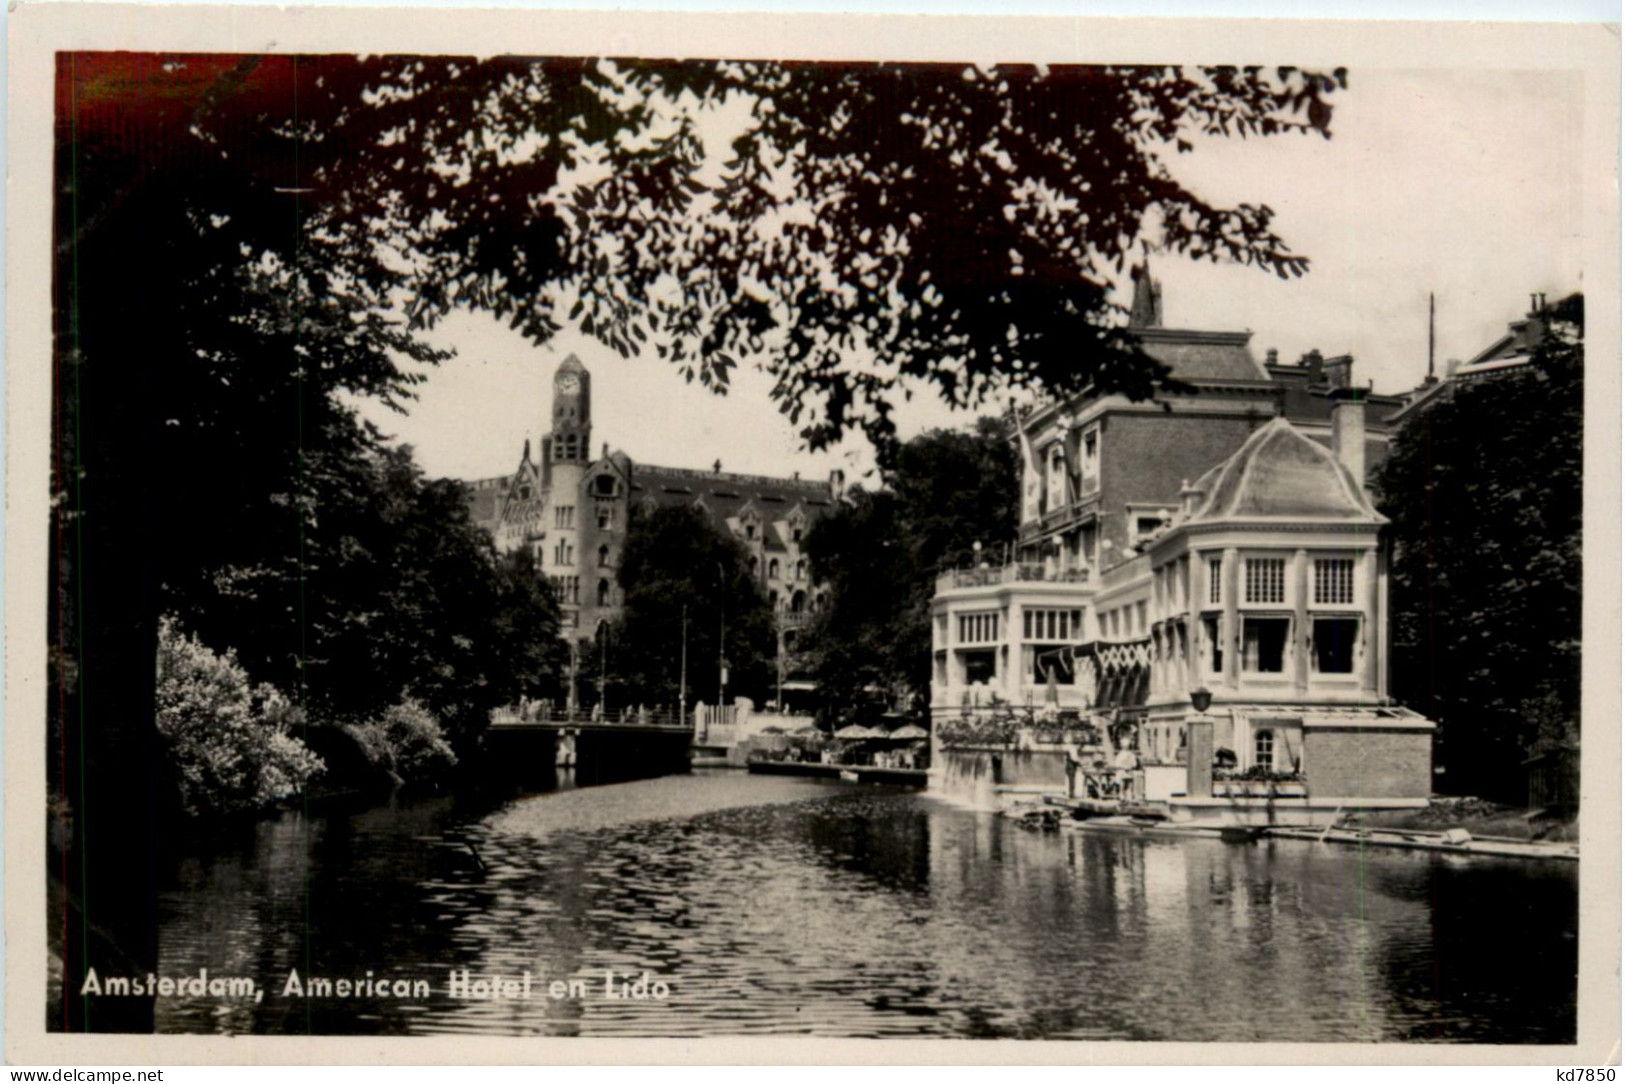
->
[558, 374, 580, 394]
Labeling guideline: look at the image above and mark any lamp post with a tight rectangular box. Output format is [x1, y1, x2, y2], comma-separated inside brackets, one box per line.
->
[716, 561, 728, 708]
[596, 619, 608, 713]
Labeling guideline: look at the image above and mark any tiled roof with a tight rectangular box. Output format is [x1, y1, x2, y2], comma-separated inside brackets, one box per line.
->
[628, 463, 832, 544]
[1135, 327, 1269, 383]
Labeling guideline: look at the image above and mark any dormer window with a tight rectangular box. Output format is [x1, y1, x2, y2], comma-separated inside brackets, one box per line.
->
[746, 523, 757, 541]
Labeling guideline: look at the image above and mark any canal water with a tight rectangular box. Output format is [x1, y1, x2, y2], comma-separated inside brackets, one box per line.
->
[151, 770, 1577, 1042]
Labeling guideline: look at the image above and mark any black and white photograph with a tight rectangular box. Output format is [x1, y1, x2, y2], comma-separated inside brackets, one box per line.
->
[6, 5, 1619, 1064]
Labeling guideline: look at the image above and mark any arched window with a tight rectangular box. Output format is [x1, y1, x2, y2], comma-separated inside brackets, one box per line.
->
[791, 590, 806, 614]
[796, 559, 806, 581]
[750, 555, 760, 576]
[598, 545, 610, 567]
[1255, 728, 1275, 771]
[769, 591, 779, 610]
[597, 579, 610, 607]
[768, 559, 780, 579]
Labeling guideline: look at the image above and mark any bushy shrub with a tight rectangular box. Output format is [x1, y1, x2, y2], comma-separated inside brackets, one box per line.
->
[154, 616, 324, 816]
[344, 699, 457, 786]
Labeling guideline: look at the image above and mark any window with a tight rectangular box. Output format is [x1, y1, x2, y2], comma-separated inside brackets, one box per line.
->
[563, 434, 577, 460]
[1242, 617, 1289, 673]
[792, 526, 803, 543]
[768, 558, 780, 579]
[769, 590, 779, 609]
[598, 545, 610, 567]
[1048, 445, 1068, 508]
[1208, 558, 1223, 605]
[958, 612, 1000, 644]
[1202, 615, 1224, 674]
[1244, 558, 1286, 604]
[963, 650, 997, 685]
[1082, 429, 1099, 482]
[1313, 617, 1359, 674]
[554, 540, 574, 567]
[1134, 515, 1167, 546]
[555, 505, 575, 529]
[594, 474, 616, 496]
[745, 523, 757, 541]
[597, 579, 611, 607]
[1255, 728, 1275, 770]
[1022, 608, 1082, 641]
[796, 559, 806, 582]
[1314, 558, 1355, 605]
[1136, 600, 1148, 634]
[597, 506, 613, 531]
[519, 484, 532, 500]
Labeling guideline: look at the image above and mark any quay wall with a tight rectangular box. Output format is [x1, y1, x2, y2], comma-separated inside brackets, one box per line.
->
[935, 747, 1068, 809]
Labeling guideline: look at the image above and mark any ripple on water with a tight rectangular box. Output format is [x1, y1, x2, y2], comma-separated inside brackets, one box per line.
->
[151, 773, 1578, 1042]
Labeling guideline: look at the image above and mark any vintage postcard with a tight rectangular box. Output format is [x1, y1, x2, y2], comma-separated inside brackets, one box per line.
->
[6, 4, 1619, 1067]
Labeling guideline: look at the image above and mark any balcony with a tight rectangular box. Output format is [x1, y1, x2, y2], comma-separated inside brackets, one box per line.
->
[777, 610, 812, 630]
[935, 563, 1092, 594]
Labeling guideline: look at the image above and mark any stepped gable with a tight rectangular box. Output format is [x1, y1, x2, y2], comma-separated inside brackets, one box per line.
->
[1134, 327, 1269, 383]
[1188, 417, 1383, 523]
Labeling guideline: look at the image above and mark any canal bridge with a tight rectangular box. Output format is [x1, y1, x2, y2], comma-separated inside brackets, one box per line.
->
[485, 705, 695, 785]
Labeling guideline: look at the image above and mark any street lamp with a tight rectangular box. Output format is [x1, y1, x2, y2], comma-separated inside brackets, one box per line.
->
[1189, 686, 1213, 715]
[596, 618, 608, 713]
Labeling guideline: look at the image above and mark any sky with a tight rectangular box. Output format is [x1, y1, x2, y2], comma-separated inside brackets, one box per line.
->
[351, 66, 1586, 486]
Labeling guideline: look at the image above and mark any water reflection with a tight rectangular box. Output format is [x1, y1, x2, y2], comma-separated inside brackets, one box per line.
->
[151, 774, 1576, 1041]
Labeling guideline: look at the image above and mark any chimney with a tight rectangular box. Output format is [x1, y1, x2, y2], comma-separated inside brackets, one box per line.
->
[1300, 349, 1325, 383]
[1323, 354, 1354, 390]
[1330, 387, 1368, 487]
[1265, 348, 1279, 367]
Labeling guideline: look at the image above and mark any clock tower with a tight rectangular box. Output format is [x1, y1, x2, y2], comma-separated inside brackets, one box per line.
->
[544, 354, 591, 633]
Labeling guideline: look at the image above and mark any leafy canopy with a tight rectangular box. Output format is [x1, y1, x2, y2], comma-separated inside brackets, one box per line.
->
[1375, 294, 1583, 798]
[126, 55, 1345, 457]
[805, 418, 1018, 719]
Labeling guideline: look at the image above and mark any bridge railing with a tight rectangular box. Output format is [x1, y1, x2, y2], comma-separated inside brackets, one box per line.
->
[490, 704, 690, 729]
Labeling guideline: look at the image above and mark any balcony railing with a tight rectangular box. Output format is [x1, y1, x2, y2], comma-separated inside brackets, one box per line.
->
[935, 563, 1092, 593]
[777, 610, 812, 630]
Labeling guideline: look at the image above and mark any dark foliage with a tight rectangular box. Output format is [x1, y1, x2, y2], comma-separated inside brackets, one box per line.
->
[1376, 294, 1583, 800]
[608, 504, 775, 710]
[804, 419, 1018, 720]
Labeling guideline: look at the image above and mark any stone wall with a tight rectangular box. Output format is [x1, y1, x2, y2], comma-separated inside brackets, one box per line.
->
[1303, 728, 1433, 799]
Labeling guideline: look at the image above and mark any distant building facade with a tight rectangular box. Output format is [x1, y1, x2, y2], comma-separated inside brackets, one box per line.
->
[464, 355, 841, 697]
[929, 270, 1435, 824]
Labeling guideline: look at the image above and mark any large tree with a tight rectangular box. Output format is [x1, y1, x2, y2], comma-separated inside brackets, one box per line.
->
[1376, 295, 1583, 801]
[160, 55, 1343, 456]
[805, 419, 1019, 720]
[606, 505, 776, 712]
